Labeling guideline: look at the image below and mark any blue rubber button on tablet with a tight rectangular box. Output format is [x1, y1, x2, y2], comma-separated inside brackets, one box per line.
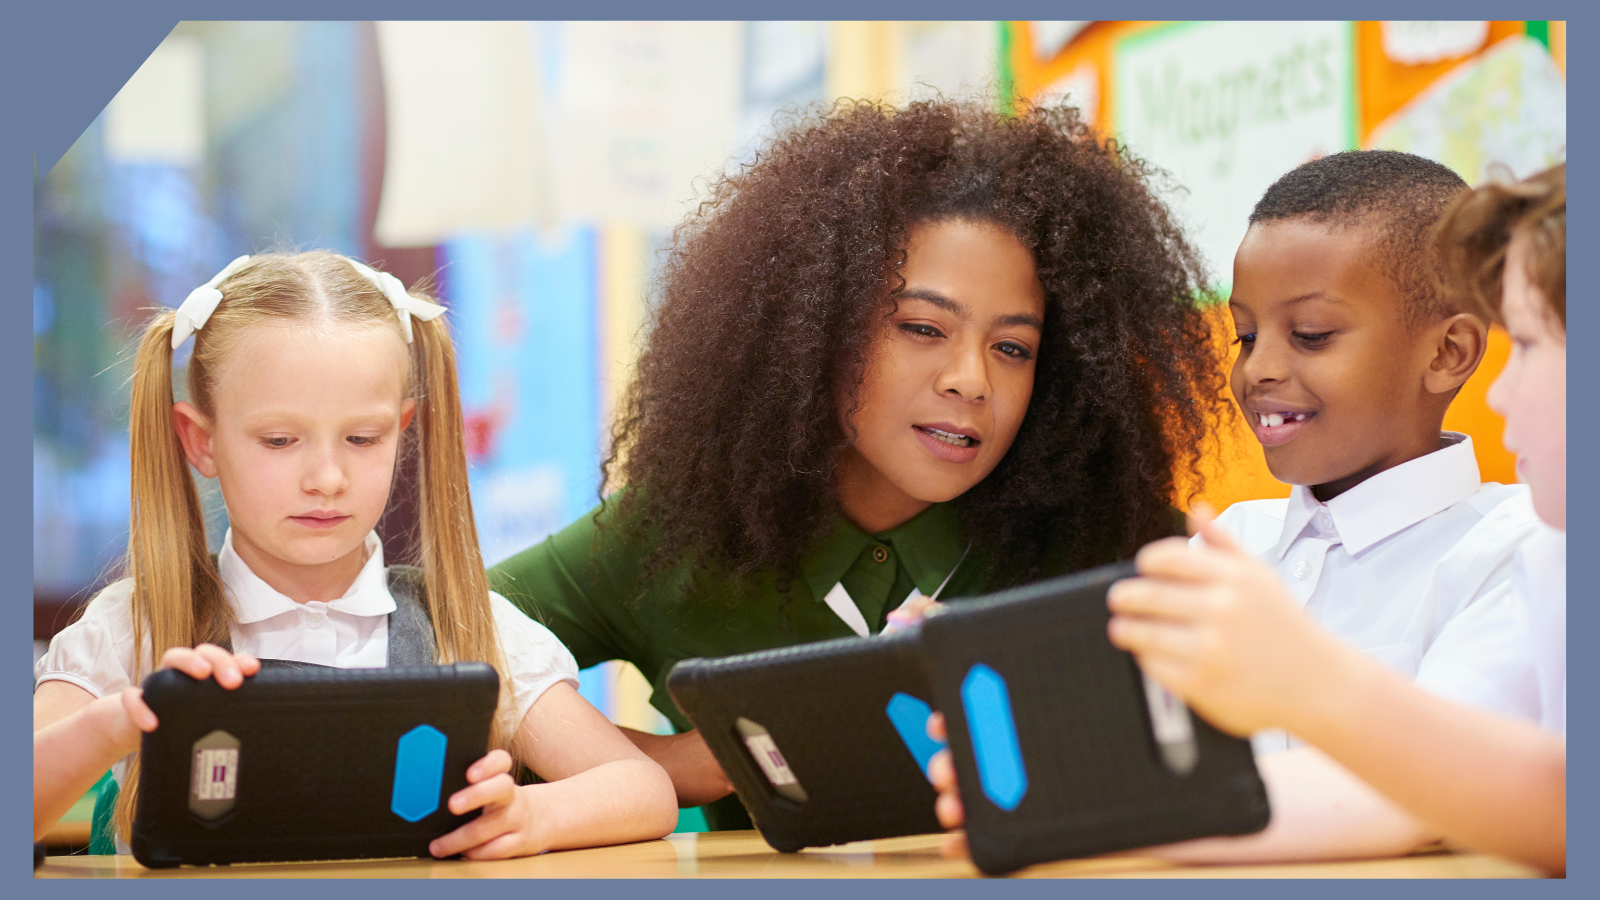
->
[391, 725, 447, 822]
[885, 692, 946, 778]
[960, 664, 1027, 811]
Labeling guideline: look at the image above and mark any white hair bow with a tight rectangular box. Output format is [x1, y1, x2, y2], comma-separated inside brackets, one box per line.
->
[347, 260, 447, 343]
[171, 255, 253, 349]
[169, 255, 448, 349]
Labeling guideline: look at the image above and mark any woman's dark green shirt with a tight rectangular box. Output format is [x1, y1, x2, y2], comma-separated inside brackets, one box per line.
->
[487, 498, 984, 830]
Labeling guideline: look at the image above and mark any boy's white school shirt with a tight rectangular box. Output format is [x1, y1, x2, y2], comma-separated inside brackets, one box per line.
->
[35, 529, 581, 771]
[1209, 433, 1543, 753]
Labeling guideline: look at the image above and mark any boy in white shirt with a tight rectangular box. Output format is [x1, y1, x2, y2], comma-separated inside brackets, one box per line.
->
[1215, 150, 1540, 742]
[928, 151, 1543, 864]
[1107, 163, 1567, 873]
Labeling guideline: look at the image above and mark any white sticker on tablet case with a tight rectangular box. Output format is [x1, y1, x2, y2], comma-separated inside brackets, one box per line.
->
[742, 732, 798, 787]
[189, 729, 241, 819]
[733, 716, 808, 804]
[193, 748, 238, 799]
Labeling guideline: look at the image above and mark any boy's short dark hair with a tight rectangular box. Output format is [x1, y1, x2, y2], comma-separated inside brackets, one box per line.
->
[1250, 150, 1469, 323]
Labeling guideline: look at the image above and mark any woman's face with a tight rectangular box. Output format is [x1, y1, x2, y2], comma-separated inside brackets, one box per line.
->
[1487, 231, 1566, 529]
[837, 218, 1046, 530]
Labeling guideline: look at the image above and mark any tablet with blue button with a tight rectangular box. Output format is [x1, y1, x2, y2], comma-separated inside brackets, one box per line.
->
[920, 561, 1270, 876]
[130, 663, 498, 868]
[667, 629, 944, 853]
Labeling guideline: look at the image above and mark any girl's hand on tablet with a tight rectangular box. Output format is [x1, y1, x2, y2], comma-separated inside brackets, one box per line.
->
[431, 749, 543, 859]
[156, 643, 261, 688]
[100, 644, 262, 755]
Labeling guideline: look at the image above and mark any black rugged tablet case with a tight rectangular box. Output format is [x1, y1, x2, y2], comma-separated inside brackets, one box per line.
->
[920, 561, 1270, 875]
[667, 629, 944, 852]
[131, 662, 499, 867]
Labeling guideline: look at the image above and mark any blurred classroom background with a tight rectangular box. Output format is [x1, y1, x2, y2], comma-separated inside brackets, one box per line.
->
[34, 21, 1566, 831]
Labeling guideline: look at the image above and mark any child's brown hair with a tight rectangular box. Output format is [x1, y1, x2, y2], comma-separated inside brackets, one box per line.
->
[1436, 163, 1566, 331]
[115, 251, 509, 837]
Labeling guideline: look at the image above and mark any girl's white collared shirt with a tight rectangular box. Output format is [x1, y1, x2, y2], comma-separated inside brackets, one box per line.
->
[221, 529, 397, 670]
[35, 530, 579, 731]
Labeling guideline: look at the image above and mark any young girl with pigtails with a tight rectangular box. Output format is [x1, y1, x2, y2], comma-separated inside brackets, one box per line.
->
[33, 251, 677, 858]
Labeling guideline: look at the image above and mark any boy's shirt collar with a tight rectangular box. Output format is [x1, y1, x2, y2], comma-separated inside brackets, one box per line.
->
[798, 501, 966, 606]
[218, 529, 398, 624]
[1272, 432, 1481, 559]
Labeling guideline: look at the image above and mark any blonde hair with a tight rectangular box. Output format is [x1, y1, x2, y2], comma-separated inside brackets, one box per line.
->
[114, 250, 511, 837]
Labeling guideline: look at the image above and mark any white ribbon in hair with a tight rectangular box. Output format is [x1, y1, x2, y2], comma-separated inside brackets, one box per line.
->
[347, 260, 447, 343]
[171, 255, 253, 349]
[169, 255, 448, 349]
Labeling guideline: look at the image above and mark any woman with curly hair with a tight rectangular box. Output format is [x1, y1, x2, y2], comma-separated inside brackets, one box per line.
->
[490, 98, 1229, 829]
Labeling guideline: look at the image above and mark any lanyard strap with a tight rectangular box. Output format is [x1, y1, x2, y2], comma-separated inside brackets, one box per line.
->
[824, 543, 972, 637]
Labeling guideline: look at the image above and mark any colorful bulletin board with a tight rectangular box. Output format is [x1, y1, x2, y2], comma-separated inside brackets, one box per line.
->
[1005, 21, 1567, 510]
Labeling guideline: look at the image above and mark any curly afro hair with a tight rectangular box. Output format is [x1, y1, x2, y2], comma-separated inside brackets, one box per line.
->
[605, 98, 1230, 590]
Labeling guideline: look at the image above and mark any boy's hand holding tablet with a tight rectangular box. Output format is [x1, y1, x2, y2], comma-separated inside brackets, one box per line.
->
[1107, 505, 1354, 738]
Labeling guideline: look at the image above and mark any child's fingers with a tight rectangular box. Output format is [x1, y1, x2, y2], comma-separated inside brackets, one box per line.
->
[119, 687, 159, 733]
[447, 772, 516, 817]
[885, 597, 939, 633]
[1106, 614, 1199, 661]
[1184, 501, 1218, 534]
[927, 749, 956, 793]
[462, 831, 526, 861]
[430, 788, 518, 858]
[939, 831, 970, 861]
[191, 644, 246, 689]
[1134, 537, 1234, 584]
[935, 788, 965, 831]
[1188, 503, 1242, 553]
[467, 748, 514, 783]
[1136, 658, 1196, 703]
[236, 652, 261, 677]
[926, 711, 945, 742]
[157, 647, 213, 681]
[1106, 578, 1209, 622]
[430, 813, 505, 859]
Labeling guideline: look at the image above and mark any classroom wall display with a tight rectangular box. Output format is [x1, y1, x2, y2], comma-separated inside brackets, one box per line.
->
[549, 22, 745, 231]
[899, 21, 1002, 102]
[736, 22, 827, 158]
[1112, 21, 1357, 286]
[1367, 36, 1566, 185]
[443, 228, 600, 569]
[1009, 20, 1566, 505]
[373, 22, 546, 247]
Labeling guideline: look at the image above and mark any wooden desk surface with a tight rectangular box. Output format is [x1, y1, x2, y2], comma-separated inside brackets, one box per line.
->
[34, 830, 1541, 879]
